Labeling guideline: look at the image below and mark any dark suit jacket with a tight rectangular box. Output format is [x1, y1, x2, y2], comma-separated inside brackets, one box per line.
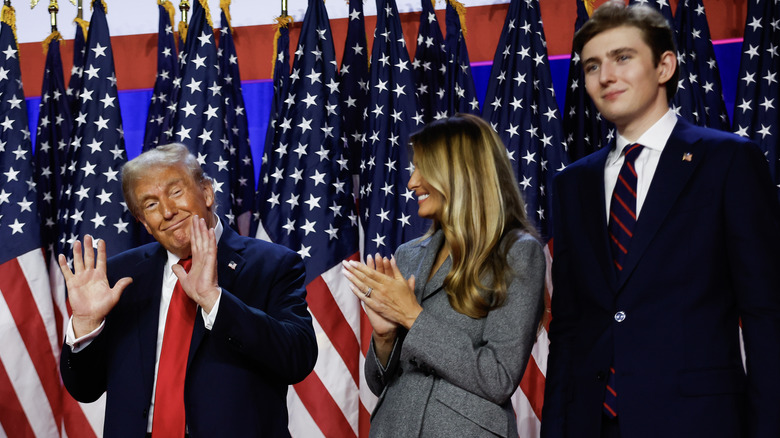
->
[542, 119, 780, 438]
[60, 222, 317, 437]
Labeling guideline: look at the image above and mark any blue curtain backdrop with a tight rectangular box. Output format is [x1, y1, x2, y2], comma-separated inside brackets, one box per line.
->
[25, 40, 742, 189]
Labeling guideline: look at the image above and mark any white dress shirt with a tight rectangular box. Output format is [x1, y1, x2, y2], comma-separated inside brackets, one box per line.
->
[65, 217, 224, 431]
[604, 110, 678, 221]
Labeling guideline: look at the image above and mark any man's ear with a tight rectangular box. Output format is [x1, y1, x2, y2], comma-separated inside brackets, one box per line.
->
[657, 50, 676, 84]
[202, 180, 215, 210]
[138, 216, 152, 235]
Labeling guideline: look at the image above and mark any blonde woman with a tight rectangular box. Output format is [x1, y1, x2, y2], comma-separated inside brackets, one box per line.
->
[343, 114, 545, 437]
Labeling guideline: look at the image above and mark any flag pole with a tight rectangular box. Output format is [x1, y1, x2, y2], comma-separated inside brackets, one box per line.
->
[281, 0, 287, 17]
[76, 0, 81, 20]
[48, 0, 58, 31]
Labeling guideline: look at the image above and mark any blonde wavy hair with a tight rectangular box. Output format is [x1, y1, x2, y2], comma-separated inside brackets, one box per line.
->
[410, 114, 538, 318]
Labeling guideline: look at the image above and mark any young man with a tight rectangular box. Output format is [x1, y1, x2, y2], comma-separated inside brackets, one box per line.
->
[542, 2, 780, 438]
[59, 143, 317, 437]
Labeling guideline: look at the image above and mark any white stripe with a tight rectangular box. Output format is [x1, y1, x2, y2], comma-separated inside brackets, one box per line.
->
[511, 389, 542, 438]
[18, 250, 60, 364]
[0, 283, 58, 438]
[309, 313, 360, 435]
[531, 328, 550, 377]
[254, 221, 273, 242]
[78, 395, 106, 438]
[358, 351, 379, 414]
[287, 389, 326, 438]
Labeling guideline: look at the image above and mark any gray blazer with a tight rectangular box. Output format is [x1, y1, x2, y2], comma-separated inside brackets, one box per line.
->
[365, 229, 546, 437]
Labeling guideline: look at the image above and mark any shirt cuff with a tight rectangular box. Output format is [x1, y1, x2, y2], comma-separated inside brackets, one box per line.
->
[201, 287, 222, 330]
[65, 316, 105, 353]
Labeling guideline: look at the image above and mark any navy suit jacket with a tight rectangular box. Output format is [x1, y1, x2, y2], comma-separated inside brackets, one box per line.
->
[542, 119, 780, 438]
[60, 223, 317, 437]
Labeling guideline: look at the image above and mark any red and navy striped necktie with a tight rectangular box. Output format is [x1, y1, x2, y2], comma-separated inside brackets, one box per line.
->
[608, 143, 644, 274]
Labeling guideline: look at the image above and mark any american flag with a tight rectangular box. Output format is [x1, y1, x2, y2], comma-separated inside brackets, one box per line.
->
[170, 0, 233, 224]
[481, 0, 568, 434]
[34, 30, 105, 438]
[339, 0, 370, 174]
[444, 0, 480, 115]
[218, 1, 255, 236]
[361, 0, 428, 258]
[143, 0, 179, 151]
[253, 14, 291, 239]
[0, 8, 69, 437]
[59, 0, 141, 262]
[253, 0, 364, 436]
[66, 16, 88, 117]
[563, 0, 614, 162]
[674, 0, 730, 130]
[412, 0, 448, 124]
[732, 0, 779, 189]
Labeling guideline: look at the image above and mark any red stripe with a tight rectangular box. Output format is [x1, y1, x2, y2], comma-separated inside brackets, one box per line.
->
[0, 258, 63, 433]
[606, 385, 617, 396]
[306, 274, 361, 385]
[0, 358, 36, 437]
[617, 174, 637, 197]
[612, 194, 636, 221]
[359, 402, 371, 438]
[609, 233, 628, 255]
[609, 212, 633, 237]
[603, 402, 617, 417]
[627, 161, 638, 178]
[294, 371, 357, 438]
[519, 354, 545, 420]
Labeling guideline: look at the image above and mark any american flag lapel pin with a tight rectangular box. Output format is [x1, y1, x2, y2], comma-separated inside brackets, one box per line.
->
[228, 261, 237, 270]
[682, 152, 693, 162]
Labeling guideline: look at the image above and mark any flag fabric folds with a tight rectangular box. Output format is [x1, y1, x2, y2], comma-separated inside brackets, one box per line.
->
[143, 0, 179, 151]
[361, 0, 428, 258]
[674, 0, 730, 130]
[732, 0, 779, 188]
[0, 7, 64, 437]
[218, 0, 255, 236]
[444, 0, 480, 115]
[339, 0, 370, 174]
[412, 0, 448, 124]
[59, 0, 140, 261]
[254, 0, 363, 436]
[170, 0, 233, 224]
[562, 0, 614, 162]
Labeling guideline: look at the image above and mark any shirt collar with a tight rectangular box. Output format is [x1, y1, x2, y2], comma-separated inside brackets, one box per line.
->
[609, 109, 678, 165]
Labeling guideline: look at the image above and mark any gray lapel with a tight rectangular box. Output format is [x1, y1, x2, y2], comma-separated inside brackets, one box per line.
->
[413, 230, 450, 301]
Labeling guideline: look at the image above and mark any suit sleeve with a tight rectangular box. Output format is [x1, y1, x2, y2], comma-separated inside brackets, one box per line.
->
[395, 236, 546, 405]
[541, 173, 579, 438]
[723, 142, 780, 438]
[60, 327, 110, 403]
[211, 249, 317, 384]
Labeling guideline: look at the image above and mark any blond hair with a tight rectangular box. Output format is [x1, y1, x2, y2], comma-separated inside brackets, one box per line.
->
[411, 114, 538, 318]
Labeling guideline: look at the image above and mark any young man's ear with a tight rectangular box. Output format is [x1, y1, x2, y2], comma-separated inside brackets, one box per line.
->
[657, 50, 677, 84]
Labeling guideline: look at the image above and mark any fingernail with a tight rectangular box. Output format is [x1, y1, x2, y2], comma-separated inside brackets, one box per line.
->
[349, 260, 358, 267]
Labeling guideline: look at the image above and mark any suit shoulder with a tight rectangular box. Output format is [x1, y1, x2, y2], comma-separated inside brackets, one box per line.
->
[106, 242, 161, 266]
[506, 232, 545, 265]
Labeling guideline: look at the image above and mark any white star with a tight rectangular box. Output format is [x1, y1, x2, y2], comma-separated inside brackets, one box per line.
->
[186, 78, 203, 94]
[176, 126, 192, 141]
[9, 219, 24, 234]
[297, 245, 312, 259]
[96, 189, 112, 204]
[198, 31, 212, 46]
[371, 233, 386, 248]
[325, 224, 339, 240]
[304, 194, 322, 211]
[114, 218, 129, 234]
[84, 64, 100, 80]
[3, 45, 17, 59]
[181, 101, 197, 117]
[17, 196, 32, 213]
[95, 115, 110, 131]
[310, 170, 326, 186]
[91, 212, 107, 228]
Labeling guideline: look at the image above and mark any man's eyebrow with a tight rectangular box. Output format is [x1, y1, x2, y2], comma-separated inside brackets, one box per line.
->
[606, 47, 638, 57]
[137, 178, 184, 203]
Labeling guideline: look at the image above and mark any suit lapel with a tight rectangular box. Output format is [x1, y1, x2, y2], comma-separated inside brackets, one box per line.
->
[616, 120, 704, 288]
[187, 223, 247, 367]
[134, 245, 167, 393]
[578, 147, 618, 291]
[410, 230, 447, 302]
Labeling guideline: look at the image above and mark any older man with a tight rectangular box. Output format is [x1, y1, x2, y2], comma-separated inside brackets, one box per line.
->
[59, 143, 317, 437]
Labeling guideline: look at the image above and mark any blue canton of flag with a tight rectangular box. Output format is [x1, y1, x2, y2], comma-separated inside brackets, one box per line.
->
[218, 2, 255, 236]
[563, 0, 614, 162]
[481, 0, 569, 241]
[171, 0, 233, 224]
[66, 17, 88, 117]
[255, 0, 358, 282]
[0, 12, 39, 263]
[35, 32, 73, 257]
[143, 0, 179, 151]
[254, 15, 291, 238]
[339, 0, 370, 174]
[412, 0, 447, 124]
[674, 0, 730, 130]
[362, 0, 428, 257]
[444, 0, 480, 115]
[732, 0, 779, 190]
[59, 0, 140, 260]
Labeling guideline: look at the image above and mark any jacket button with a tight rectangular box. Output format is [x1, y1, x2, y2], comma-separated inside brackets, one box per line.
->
[596, 372, 606, 381]
[614, 311, 626, 322]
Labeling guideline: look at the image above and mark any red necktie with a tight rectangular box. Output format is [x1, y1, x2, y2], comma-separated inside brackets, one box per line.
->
[604, 144, 643, 418]
[152, 257, 194, 437]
